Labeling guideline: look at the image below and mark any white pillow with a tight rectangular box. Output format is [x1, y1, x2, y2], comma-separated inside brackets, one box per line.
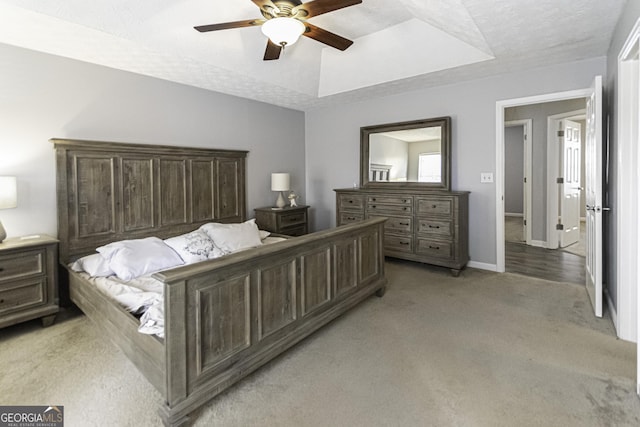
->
[259, 229, 271, 240]
[200, 219, 263, 254]
[164, 230, 225, 264]
[70, 253, 115, 277]
[97, 237, 184, 281]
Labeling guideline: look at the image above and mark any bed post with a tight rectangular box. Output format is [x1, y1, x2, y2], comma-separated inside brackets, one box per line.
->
[161, 280, 189, 427]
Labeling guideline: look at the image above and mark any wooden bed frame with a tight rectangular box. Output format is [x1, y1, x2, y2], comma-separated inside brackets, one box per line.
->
[53, 139, 387, 426]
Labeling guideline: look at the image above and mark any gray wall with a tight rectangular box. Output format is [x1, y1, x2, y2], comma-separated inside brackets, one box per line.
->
[605, 0, 640, 318]
[305, 57, 606, 266]
[0, 43, 305, 239]
[369, 134, 408, 181]
[505, 98, 586, 242]
[504, 125, 524, 215]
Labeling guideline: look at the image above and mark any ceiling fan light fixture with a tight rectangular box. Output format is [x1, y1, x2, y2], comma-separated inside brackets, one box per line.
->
[261, 17, 305, 47]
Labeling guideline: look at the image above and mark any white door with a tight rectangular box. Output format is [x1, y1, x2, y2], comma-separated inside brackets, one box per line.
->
[559, 119, 582, 247]
[585, 75, 603, 317]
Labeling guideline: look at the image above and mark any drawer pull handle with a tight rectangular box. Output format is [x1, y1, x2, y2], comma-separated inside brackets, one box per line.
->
[429, 225, 440, 229]
[403, 207, 408, 211]
[0, 267, 4, 272]
[404, 199, 409, 203]
[371, 198, 376, 201]
[371, 205, 376, 209]
[0, 299, 3, 304]
[348, 217, 356, 220]
[429, 245, 440, 250]
[400, 242, 410, 245]
[432, 204, 437, 209]
[399, 222, 409, 226]
[349, 200, 353, 203]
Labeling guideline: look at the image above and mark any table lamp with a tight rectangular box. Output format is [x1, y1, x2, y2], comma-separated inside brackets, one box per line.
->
[271, 173, 290, 209]
[0, 176, 17, 243]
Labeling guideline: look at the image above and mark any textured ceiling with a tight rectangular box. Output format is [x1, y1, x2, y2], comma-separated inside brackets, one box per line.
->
[0, 0, 626, 111]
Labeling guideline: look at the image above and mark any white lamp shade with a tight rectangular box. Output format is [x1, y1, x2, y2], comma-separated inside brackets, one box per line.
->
[271, 173, 290, 191]
[261, 17, 305, 46]
[0, 176, 17, 209]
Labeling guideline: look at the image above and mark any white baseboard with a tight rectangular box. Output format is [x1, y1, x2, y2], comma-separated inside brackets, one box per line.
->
[467, 260, 498, 271]
[530, 240, 547, 248]
[505, 212, 524, 217]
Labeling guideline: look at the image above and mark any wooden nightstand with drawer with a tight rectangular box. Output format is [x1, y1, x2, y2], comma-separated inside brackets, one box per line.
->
[0, 235, 59, 328]
[254, 205, 309, 236]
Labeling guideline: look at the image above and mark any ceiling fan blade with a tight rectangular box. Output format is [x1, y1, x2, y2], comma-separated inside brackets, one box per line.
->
[264, 40, 283, 60]
[303, 23, 353, 50]
[293, 0, 361, 18]
[195, 19, 264, 32]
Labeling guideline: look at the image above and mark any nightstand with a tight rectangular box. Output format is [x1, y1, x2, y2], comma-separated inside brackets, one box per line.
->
[0, 235, 59, 328]
[254, 205, 309, 236]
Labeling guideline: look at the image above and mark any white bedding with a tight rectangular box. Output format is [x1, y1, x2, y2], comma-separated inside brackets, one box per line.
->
[73, 234, 288, 338]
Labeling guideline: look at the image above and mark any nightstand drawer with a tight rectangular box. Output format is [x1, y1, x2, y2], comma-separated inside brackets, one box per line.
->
[280, 224, 307, 236]
[279, 211, 306, 227]
[0, 249, 44, 282]
[0, 277, 46, 316]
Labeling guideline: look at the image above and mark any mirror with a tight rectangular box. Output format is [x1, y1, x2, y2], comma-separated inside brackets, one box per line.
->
[360, 116, 451, 190]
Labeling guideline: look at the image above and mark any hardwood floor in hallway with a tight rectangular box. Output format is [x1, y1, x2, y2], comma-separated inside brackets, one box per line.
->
[505, 241, 586, 284]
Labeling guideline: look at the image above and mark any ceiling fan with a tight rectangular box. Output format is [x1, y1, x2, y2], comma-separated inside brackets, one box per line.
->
[195, 0, 362, 60]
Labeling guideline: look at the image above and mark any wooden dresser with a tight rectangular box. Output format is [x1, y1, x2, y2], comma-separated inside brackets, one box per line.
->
[336, 189, 469, 275]
[254, 205, 309, 236]
[0, 235, 59, 328]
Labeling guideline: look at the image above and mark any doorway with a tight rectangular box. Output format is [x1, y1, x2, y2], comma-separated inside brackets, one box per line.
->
[501, 100, 587, 285]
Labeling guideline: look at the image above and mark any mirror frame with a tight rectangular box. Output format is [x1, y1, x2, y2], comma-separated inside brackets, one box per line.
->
[360, 116, 451, 190]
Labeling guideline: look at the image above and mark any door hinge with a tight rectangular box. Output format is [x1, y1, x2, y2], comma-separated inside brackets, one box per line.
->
[523, 177, 527, 183]
[524, 219, 527, 226]
[557, 130, 565, 137]
[556, 223, 564, 230]
[557, 177, 564, 184]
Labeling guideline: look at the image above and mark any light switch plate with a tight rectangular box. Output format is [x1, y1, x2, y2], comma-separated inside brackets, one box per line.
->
[481, 172, 494, 183]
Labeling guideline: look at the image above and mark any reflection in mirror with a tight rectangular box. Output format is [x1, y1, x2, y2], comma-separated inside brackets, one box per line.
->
[369, 127, 442, 182]
[360, 117, 451, 190]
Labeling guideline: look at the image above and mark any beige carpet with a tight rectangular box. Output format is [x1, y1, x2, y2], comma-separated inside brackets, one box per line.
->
[1, 260, 638, 427]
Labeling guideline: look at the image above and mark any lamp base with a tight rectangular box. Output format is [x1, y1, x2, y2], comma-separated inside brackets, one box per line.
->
[0, 220, 6, 243]
[275, 192, 286, 209]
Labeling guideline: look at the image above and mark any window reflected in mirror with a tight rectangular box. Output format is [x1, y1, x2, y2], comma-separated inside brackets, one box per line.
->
[369, 126, 442, 182]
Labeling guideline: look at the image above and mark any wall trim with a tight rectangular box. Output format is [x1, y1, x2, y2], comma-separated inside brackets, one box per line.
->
[467, 260, 498, 272]
[505, 212, 523, 217]
[530, 240, 547, 248]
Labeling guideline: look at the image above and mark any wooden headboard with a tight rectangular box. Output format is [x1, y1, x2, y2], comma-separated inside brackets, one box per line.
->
[52, 138, 248, 263]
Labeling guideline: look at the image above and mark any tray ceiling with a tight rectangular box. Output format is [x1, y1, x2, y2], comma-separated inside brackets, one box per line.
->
[0, 0, 626, 111]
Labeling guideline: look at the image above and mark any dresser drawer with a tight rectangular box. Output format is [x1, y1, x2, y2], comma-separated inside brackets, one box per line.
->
[384, 235, 413, 253]
[0, 249, 44, 282]
[368, 203, 412, 215]
[367, 195, 412, 205]
[370, 215, 412, 234]
[416, 239, 453, 259]
[417, 219, 453, 238]
[416, 198, 453, 216]
[339, 212, 364, 224]
[339, 194, 365, 211]
[0, 277, 46, 316]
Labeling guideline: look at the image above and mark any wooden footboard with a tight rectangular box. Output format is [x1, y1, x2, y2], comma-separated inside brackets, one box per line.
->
[153, 218, 386, 426]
